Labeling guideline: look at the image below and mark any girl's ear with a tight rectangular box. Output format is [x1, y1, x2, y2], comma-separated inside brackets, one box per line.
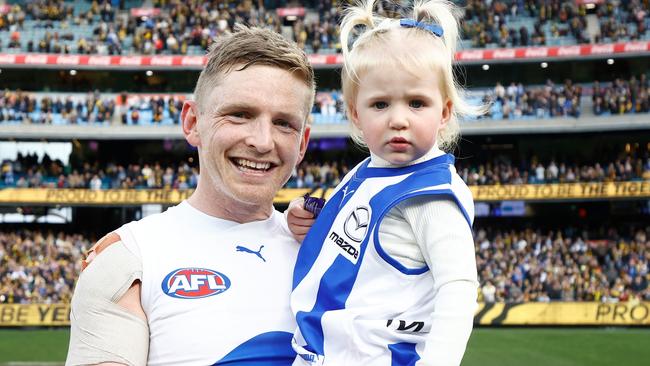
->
[440, 98, 453, 128]
[348, 104, 360, 129]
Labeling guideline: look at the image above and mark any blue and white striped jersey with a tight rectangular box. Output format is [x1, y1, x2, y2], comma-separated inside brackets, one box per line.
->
[291, 154, 474, 365]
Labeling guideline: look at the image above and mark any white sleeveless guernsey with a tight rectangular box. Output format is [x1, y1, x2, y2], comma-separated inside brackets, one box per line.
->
[115, 201, 299, 365]
[291, 154, 474, 365]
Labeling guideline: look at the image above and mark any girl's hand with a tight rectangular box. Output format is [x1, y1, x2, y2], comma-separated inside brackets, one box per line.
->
[286, 197, 316, 243]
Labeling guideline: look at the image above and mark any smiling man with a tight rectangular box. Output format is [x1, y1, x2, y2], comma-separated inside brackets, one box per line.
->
[66, 26, 314, 366]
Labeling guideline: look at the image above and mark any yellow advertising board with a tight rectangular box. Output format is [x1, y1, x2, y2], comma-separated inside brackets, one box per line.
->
[0, 188, 319, 205]
[469, 181, 650, 201]
[0, 303, 70, 326]
[0, 182, 648, 206]
[474, 301, 650, 325]
[2, 302, 649, 327]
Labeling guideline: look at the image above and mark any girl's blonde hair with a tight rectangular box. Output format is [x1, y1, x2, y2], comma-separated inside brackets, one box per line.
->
[340, 0, 486, 151]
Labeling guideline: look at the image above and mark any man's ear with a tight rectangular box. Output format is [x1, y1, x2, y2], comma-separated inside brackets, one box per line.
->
[297, 123, 311, 165]
[181, 100, 200, 147]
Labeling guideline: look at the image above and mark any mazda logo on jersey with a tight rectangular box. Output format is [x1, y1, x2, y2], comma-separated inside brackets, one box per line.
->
[162, 268, 231, 299]
[344, 206, 370, 243]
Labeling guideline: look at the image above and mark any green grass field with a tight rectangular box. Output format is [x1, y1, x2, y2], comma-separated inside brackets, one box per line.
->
[0, 327, 648, 365]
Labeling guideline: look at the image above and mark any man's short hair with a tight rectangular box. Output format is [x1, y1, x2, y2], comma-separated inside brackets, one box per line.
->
[194, 25, 315, 117]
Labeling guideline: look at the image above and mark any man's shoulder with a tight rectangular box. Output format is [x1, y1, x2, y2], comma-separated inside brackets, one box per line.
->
[123, 202, 185, 231]
[82, 232, 123, 270]
[270, 209, 301, 244]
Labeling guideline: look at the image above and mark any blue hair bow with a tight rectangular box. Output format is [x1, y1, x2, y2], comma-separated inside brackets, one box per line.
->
[399, 18, 444, 37]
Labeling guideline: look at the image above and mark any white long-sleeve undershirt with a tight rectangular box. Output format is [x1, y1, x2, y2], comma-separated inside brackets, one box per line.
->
[369, 147, 479, 366]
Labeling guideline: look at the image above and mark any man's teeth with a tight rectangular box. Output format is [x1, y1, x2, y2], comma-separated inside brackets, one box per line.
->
[235, 159, 271, 171]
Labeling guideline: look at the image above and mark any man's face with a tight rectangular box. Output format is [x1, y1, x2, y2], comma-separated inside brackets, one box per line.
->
[187, 65, 311, 212]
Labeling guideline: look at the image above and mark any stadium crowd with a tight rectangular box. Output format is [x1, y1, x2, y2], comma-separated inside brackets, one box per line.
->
[0, 229, 87, 304]
[0, 0, 344, 55]
[462, 0, 649, 48]
[1, 154, 200, 190]
[0, 0, 648, 55]
[456, 154, 650, 186]
[1, 226, 648, 304]
[2, 150, 649, 190]
[476, 226, 650, 303]
[0, 90, 185, 125]
[592, 76, 650, 116]
[484, 79, 583, 120]
[1, 74, 649, 125]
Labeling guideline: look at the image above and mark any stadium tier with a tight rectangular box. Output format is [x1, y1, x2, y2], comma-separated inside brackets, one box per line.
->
[0, 0, 648, 54]
[1, 147, 649, 189]
[0, 75, 649, 126]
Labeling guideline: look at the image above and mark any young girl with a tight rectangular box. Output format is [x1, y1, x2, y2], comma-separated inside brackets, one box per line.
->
[288, 1, 485, 365]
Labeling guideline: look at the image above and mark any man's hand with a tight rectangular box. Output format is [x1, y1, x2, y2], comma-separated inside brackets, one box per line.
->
[286, 197, 315, 243]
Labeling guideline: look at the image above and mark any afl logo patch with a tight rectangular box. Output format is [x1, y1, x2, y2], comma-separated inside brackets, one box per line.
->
[162, 268, 231, 299]
[344, 206, 370, 243]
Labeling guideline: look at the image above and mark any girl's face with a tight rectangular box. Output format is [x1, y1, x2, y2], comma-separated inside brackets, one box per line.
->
[350, 65, 452, 165]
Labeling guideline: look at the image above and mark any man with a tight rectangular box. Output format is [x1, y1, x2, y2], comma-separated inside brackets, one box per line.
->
[66, 25, 314, 366]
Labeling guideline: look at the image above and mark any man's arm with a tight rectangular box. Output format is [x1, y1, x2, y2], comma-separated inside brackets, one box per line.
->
[92, 282, 146, 366]
[66, 234, 149, 366]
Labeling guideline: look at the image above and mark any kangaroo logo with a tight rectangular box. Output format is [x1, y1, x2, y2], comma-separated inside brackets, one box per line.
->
[236, 245, 266, 262]
[343, 186, 356, 199]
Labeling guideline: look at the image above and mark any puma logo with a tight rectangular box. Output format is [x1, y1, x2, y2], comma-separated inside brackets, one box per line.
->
[236, 245, 266, 262]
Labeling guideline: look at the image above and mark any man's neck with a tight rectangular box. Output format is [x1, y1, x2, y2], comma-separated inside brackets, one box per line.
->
[187, 187, 273, 224]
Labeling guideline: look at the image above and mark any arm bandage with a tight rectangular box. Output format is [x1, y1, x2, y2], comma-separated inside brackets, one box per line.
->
[66, 240, 148, 366]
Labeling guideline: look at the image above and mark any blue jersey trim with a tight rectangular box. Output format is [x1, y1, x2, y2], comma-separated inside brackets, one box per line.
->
[373, 189, 474, 274]
[388, 342, 421, 366]
[355, 154, 455, 179]
[366, 160, 466, 275]
[213, 331, 295, 365]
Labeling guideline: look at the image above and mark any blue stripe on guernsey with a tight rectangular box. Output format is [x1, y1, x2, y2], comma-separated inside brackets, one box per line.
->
[296, 232, 376, 355]
[388, 342, 421, 366]
[293, 175, 370, 355]
[291, 157, 371, 291]
[295, 254, 364, 355]
[213, 331, 295, 365]
[292, 173, 367, 290]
